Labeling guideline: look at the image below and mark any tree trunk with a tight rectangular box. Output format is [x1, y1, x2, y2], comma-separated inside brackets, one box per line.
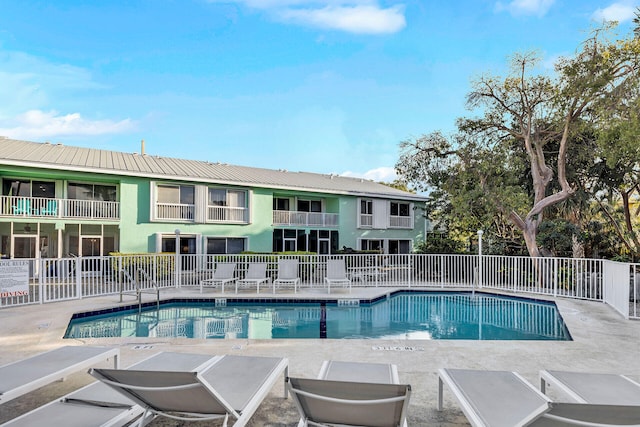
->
[510, 211, 541, 257]
[572, 234, 585, 258]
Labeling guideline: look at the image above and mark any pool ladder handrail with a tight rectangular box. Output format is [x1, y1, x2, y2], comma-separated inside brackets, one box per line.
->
[119, 268, 160, 311]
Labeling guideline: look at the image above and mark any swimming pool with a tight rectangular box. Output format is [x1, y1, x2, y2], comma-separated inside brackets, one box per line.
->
[64, 291, 571, 340]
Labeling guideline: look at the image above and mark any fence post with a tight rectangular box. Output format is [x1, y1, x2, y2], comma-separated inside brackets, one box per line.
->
[553, 258, 558, 297]
[118, 255, 123, 302]
[38, 258, 44, 304]
[75, 256, 82, 299]
[175, 229, 181, 288]
[477, 230, 483, 289]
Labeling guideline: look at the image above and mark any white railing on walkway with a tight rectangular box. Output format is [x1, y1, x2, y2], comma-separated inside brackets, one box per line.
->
[272, 210, 339, 227]
[0, 253, 636, 319]
[0, 196, 120, 220]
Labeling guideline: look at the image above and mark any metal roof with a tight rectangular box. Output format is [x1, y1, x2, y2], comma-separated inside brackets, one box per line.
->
[0, 138, 426, 201]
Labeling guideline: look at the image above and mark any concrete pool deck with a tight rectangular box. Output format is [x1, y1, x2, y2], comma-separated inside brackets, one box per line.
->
[1, 286, 639, 426]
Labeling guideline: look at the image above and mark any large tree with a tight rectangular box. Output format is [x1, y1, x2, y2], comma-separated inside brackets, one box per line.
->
[398, 24, 640, 257]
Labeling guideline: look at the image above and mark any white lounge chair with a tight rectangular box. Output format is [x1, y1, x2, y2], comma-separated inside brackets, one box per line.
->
[273, 259, 300, 293]
[287, 360, 411, 427]
[89, 354, 289, 427]
[540, 370, 640, 405]
[235, 263, 270, 293]
[438, 368, 640, 427]
[2, 352, 218, 427]
[324, 259, 351, 293]
[0, 345, 119, 404]
[200, 262, 236, 293]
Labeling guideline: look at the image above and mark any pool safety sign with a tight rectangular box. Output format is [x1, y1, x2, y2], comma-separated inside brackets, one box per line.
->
[0, 260, 29, 297]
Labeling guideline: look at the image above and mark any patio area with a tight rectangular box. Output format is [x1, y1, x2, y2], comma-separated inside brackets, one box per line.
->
[0, 286, 639, 426]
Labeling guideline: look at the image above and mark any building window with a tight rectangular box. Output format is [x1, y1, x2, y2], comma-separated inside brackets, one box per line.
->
[67, 182, 117, 201]
[272, 229, 302, 252]
[359, 199, 374, 228]
[389, 240, 412, 254]
[361, 199, 373, 215]
[297, 199, 322, 212]
[155, 184, 195, 221]
[273, 229, 338, 253]
[273, 198, 290, 211]
[206, 237, 246, 254]
[390, 202, 410, 217]
[3, 179, 56, 198]
[157, 184, 194, 205]
[207, 188, 247, 222]
[389, 201, 412, 229]
[360, 239, 383, 252]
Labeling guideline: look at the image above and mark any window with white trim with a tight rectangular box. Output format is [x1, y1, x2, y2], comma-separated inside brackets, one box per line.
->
[207, 188, 247, 222]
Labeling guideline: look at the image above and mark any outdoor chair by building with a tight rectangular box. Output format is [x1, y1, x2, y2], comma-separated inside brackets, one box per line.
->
[235, 262, 270, 293]
[11, 198, 31, 216]
[273, 259, 300, 293]
[199, 262, 236, 293]
[324, 259, 351, 294]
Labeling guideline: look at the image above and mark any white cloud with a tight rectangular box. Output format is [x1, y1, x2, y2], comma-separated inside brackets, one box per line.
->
[0, 51, 104, 117]
[208, 0, 406, 34]
[341, 166, 397, 182]
[0, 110, 135, 140]
[279, 4, 405, 34]
[495, 0, 555, 17]
[592, 2, 638, 22]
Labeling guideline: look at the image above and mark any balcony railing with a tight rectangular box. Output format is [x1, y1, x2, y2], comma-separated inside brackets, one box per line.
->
[360, 214, 373, 227]
[390, 216, 412, 228]
[207, 205, 248, 223]
[0, 196, 120, 220]
[273, 210, 339, 227]
[155, 203, 195, 221]
[359, 214, 412, 229]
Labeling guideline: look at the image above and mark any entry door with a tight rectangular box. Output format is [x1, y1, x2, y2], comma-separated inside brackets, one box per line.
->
[81, 236, 102, 275]
[13, 236, 37, 258]
[13, 236, 37, 276]
[318, 239, 330, 255]
[180, 237, 196, 270]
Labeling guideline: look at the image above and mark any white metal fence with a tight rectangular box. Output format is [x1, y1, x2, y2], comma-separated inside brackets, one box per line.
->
[0, 253, 637, 319]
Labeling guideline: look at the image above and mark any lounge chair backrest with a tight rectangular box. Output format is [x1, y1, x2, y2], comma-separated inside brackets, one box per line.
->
[326, 259, 347, 280]
[90, 368, 234, 418]
[214, 263, 236, 280]
[287, 377, 411, 427]
[244, 263, 267, 280]
[536, 402, 640, 426]
[278, 259, 298, 279]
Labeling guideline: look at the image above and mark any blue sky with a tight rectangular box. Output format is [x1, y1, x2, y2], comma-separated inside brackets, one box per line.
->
[0, 1, 638, 182]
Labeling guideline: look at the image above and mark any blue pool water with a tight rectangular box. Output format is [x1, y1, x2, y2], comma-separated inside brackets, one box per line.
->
[64, 291, 571, 341]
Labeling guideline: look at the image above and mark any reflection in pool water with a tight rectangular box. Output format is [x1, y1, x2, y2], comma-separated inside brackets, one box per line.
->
[64, 292, 571, 340]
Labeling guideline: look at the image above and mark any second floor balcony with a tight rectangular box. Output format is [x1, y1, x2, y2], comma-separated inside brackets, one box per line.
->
[207, 205, 248, 223]
[1, 196, 120, 221]
[359, 214, 413, 229]
[155, 203, 195, 221]
[273, 210, 339, 227]
[154, 203, 249, 223]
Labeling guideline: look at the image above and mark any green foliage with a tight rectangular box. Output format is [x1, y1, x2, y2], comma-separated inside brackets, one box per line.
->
[396, 22, 640, 259]
[108, 252, 175, 279]
[414, 234, 465, 254]
[536, 220, 580, 257]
